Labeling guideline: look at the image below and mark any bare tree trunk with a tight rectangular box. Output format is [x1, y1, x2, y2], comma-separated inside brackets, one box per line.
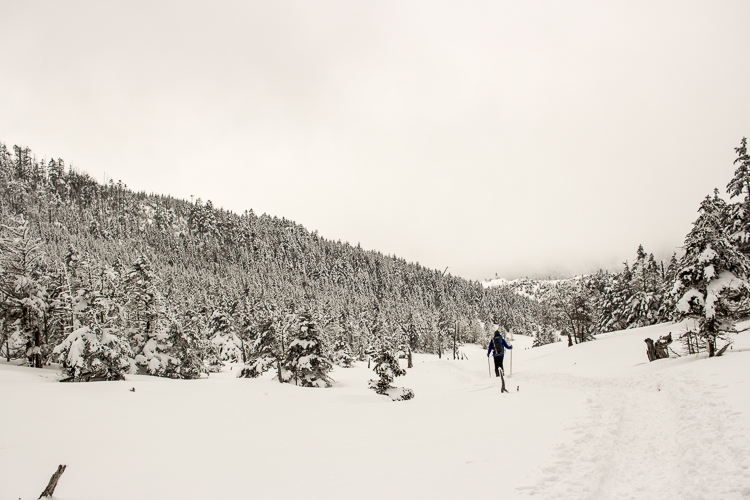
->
[646, 334, 672, 361]
[645, 338, 657, 361]
[33, 329, 43, 368]
[453, 320, 457, 360]
[39, 464, 66, 499]
[1, 319, 9, 362]
[654, 333, 672, 359]
[277, 323, 286, 383]
[684, 331, 695, 354]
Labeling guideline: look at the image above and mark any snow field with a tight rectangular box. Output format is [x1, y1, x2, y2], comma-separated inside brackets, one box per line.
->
[1, 322, 749, 500]
[516, 322, 750, 500]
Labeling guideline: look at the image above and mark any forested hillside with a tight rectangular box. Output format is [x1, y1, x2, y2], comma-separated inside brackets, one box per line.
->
[0, 142, 548, 380]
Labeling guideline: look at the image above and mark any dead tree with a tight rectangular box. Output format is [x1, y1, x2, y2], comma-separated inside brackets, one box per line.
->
[645, 333, 672, 362]
[655, 333, 672, 358]
[645, 338, 657, 361]
[39, 464, 66, 499]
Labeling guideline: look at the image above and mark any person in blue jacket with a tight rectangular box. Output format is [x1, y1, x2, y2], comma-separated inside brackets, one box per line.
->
[487, 330, 512, 377]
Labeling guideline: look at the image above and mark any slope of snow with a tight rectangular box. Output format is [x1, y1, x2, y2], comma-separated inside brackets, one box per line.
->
[1, 323, 749, 500]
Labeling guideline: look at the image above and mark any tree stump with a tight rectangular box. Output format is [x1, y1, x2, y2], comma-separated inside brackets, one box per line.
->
[645, 333, 672, 362]
[654, 333, 672, 359]
[39, 464, 66, 499]
[645, 338, 657, 361]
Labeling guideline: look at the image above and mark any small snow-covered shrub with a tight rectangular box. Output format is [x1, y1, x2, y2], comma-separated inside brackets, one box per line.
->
[369, 340, 413, 400]
[388, 387, 415, 401]
[332, 339, 354, 368]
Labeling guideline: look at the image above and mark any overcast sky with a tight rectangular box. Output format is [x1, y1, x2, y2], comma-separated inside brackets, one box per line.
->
[2, 1, 749, 281]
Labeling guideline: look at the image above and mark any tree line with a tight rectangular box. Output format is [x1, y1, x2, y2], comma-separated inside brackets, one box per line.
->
[0, 142, 549, 384]
[507, 137, 750, 356]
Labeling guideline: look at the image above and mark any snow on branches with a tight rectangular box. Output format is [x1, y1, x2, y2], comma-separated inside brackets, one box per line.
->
[284, 309, 333, 388]
[54, 326, 132, 381]
[368, 335, 413, 401]
[672, 189, 750, 356]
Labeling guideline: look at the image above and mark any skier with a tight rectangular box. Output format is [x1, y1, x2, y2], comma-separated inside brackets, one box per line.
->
[487, 330, 512, 377]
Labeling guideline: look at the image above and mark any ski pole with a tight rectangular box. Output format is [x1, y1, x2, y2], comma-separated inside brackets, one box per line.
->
[509, 348, 513, 378]
[487, 355, 491, 377]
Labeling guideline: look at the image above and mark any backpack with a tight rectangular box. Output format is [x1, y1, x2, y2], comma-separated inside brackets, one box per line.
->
[492, 336, 505, 356]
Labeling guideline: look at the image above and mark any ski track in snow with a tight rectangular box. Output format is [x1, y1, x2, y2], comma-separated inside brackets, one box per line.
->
[519, 370, 750, 500]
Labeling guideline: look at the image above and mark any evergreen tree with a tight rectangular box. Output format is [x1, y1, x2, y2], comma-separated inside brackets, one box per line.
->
[123, 254, 165, 365]
[657, 253, 679, 322]
[726, 137, 750, 203]
[284, 308, 333, 387]
[237, 296, 297, 380]
[161, 320, 206, 379]
[436, 305, 455, 359]
[208, 308, 243, 364]
[0, 215, 49, 367]
[725, 137, 750, 255]
[532, 326, 557, 347]
[238, 316, 280, 378]
[672, 191, 750, 356]
[53, 324, 133, 381]
[331, 338, 354, 368]
[368, 335, 413, 400]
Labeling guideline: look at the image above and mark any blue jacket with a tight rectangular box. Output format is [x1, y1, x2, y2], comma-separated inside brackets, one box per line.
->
[488, 334, 512, 357]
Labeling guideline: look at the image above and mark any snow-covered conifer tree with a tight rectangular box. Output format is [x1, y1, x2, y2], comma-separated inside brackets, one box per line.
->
[437, 306, 455, 359]
[0, 215, 49, 367]
[123, 253, 167, 372]
[238, 316, 279, 378]
[161, 321, 206, 379]
[208, 308, 243, 364]
[657, 253, 680, 322]
[331, 338, 354, 367]
[532, 326, 557, 347]
[50, 246, 134, 380]
[725, 137, 750, 255]
[672, 191, 750, 356]
[284, 308, 333, 387]
[54, 324, 133, 381]
[368, 335, 413, 400]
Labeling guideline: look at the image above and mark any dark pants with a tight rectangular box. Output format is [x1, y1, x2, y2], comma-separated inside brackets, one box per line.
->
[493, 355, 505, 376]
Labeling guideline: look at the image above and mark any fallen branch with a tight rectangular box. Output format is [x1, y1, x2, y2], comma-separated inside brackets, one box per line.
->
[716, 343, 731, 357]
[60, 371, 93, 382]
[39, 464, 66, 499]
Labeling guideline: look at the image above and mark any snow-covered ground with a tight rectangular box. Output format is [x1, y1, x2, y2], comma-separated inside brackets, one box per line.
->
[2, 322, 749, 500]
